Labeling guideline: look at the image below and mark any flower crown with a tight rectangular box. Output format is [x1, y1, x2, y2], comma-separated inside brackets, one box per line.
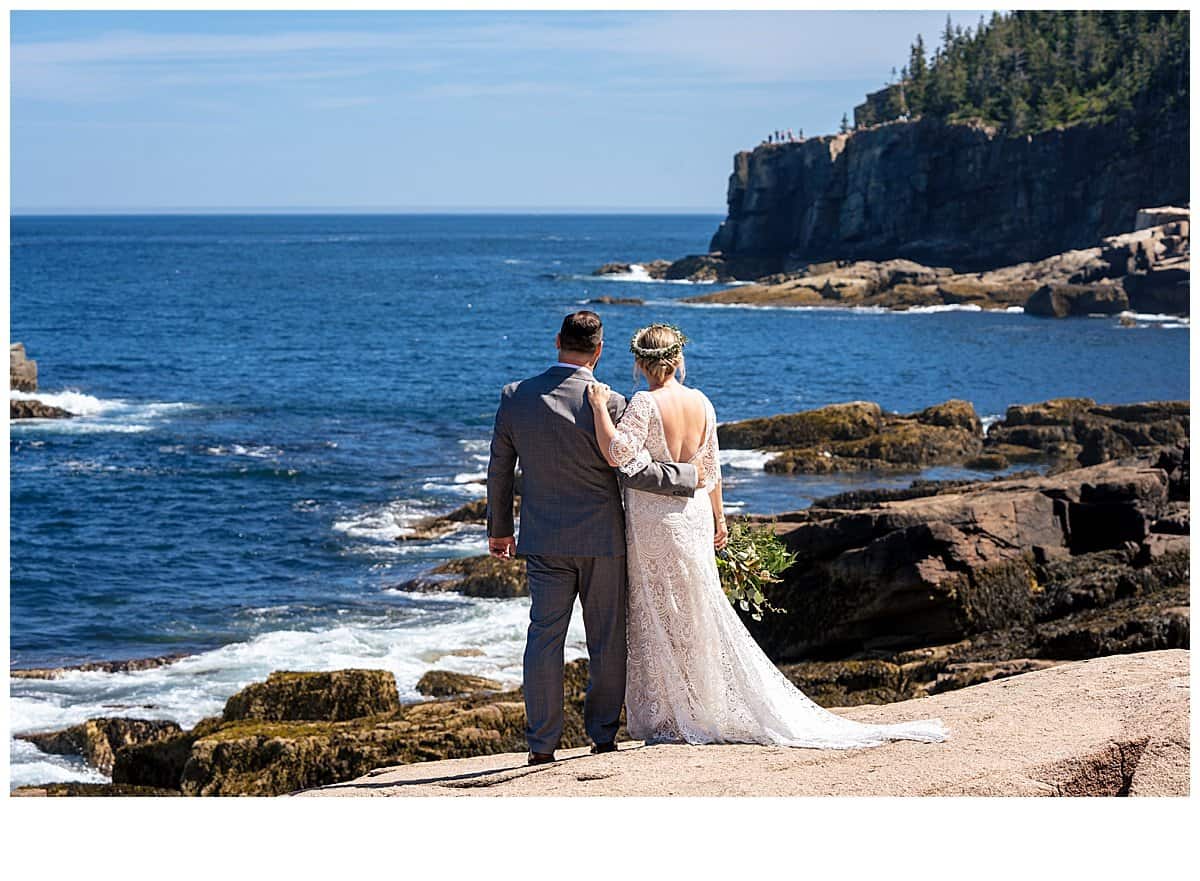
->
[630, 323, 688, 362]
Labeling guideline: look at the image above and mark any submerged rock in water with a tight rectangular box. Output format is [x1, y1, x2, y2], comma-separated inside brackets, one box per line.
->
[10, 652, 192, 680]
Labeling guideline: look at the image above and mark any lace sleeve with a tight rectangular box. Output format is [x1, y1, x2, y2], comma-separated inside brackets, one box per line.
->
[609, 391, 654, 474]
[698, 396, 721, 493]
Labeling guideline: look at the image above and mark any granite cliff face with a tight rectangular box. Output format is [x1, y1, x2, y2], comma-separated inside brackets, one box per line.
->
[709, 111, 1189, 273]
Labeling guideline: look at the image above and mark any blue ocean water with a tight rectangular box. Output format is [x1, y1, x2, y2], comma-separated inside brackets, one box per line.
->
[7, 214, 1189, 787]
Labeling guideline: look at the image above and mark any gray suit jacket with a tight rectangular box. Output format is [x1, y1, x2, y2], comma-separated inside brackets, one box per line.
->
[486, 365, 698, 557]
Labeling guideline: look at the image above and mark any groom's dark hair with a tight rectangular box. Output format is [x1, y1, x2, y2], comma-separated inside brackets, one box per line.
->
[559, 310, 604, 353]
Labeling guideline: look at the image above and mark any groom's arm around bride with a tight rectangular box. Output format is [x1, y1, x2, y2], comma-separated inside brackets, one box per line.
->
[483, 310, 697, 762]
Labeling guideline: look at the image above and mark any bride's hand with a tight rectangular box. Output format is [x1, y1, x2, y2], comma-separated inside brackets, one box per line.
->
[714, 516, 728, 550]
[587, 381, 611, 409]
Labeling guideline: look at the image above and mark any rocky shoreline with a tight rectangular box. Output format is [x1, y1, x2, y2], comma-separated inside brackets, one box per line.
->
[9, 342, 73, 420]
[594, 207, 1189, 318]
[11, 396, 1188, 796]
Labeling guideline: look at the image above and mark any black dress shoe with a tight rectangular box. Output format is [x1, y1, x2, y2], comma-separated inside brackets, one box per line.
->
[527, 751, 556, 765]
[590, 741, 617, 755]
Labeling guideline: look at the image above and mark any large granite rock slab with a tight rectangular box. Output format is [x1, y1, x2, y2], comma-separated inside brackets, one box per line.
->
[294, 651, 1190, 797]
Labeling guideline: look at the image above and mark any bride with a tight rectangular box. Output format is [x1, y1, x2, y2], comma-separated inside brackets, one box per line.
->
[587, 323, 948, 749]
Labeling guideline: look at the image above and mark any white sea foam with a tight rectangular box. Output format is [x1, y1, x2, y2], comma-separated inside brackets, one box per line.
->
[10, 595, 587, 787]
[9, 389, 197, 433]
[422, 479, 487, 498]
[897, 303, 984, 314]
[589, 264, 748, 286]
[678, 300, 1027, 316]
[202, 444, 282, 459]
[719, 449, 778, 470]
[332, 499, 426, 542]
[981, 413, 1004, 433]
[1116, 310, 1189, 327]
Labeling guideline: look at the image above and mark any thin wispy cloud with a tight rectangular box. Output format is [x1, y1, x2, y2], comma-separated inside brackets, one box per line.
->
[13, 12, 980, 103]
[11, 10, 985, 211]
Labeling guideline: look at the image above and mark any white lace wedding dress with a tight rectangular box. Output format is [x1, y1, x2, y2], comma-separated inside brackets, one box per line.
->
[609, 388, 949, 749]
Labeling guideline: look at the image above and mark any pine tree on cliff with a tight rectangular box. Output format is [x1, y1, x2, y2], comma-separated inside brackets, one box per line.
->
[858, 10, 1188, 137]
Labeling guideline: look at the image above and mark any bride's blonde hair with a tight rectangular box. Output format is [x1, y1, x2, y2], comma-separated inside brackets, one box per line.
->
[630, 323, 686, 385]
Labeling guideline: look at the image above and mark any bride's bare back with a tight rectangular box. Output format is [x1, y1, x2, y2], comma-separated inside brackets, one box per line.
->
[649, 386, 708, 462]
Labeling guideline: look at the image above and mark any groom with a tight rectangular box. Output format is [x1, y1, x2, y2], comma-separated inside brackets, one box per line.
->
[486, 310, 698, 765]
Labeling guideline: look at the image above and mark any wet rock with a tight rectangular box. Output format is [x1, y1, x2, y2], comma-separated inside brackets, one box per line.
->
[1025, 281, 1129, 317]
[15, 718, 184, 776]
[720, 400, 987, 474]
[1034, 589, 1190, 659]
[10, 652, 192, 680]
[593, 260, 671, 278]
[776, 659, 919, 707]
[587, 296, 645, 305]
[222, 669, 401, 723]
[983, 398, 1188, 468]
[663, 253, 775, 282]
[400, 555, 528, 598]
[11, 399, 73, 419]
[396, 498, 496, 543]
[718, 401, 883, 449]
[911, 399, 982, 433]
[416, 670, 504, 698]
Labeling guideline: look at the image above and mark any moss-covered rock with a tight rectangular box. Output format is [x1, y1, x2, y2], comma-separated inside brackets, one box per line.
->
[911, 399, 983, 433]
[402, 554, 528, 598]
[776, 659, 920, 707]
[107, 659, 597, 796]
[15, 717, 183, 775]
[982, 398, 1189, 470]
[222, 669, 401, 723]
[1002, 398, 1097, 426]
[718, 401, 883, 449]
[416, 670, 504, 698]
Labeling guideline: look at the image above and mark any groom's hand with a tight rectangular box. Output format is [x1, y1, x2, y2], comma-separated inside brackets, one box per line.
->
[488, 536, 517, 559]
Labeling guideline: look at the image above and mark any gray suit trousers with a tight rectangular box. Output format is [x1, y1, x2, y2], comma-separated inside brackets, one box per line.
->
[523, 553, 626, 753]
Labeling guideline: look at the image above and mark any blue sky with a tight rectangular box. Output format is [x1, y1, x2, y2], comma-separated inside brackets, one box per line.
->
[11, 10, 987, 212]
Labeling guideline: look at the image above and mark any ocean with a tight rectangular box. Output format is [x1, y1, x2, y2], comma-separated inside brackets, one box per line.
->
[7, 213, 1190, 788]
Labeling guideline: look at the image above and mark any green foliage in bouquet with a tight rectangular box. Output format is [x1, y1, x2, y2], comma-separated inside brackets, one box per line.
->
[716, 520, 796, 621]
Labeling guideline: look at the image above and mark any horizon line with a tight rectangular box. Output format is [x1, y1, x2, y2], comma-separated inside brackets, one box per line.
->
[11, 205, 726, 216]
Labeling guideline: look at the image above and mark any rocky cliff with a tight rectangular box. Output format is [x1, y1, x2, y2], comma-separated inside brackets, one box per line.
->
[708, 110, 1189, 273]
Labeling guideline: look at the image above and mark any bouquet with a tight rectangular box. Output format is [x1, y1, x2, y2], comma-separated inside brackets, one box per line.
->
[716, 519, 796, 621]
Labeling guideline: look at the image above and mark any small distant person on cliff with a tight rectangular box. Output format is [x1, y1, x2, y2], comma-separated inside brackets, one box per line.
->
[485, 311, 698, 766]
